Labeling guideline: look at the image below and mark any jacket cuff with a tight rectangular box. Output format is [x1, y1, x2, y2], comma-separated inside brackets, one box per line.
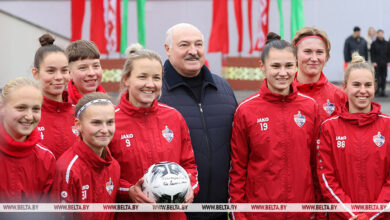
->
[117, 180, 132, 202]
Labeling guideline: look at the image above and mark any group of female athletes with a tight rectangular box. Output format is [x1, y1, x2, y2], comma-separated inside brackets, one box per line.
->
[0, 34, 197, 220]
[0, 26, 388, 220]
[229, 28, 390, 220]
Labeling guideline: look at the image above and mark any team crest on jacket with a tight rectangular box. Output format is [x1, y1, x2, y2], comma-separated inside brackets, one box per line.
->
[162, 125, 174, 142]
[373, 132, 385, 147]
[106, 177, 114, 195]
[294, 111, 306, 127]
[72, 126, 79, 136]
[323, 99, 335, 115]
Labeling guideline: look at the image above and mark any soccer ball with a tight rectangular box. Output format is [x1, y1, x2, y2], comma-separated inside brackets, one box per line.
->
[142, 161, 191, 203]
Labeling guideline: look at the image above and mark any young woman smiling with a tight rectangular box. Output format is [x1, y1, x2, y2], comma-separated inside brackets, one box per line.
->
[66, 40, 106, 104]
[109, 44, 198, 220]
[317, 53, 390, 220]
[0, 77, 55, 203]
[229, 33, 320, 220]
[32, 34, 77, 158]
[52, 92, 120, 220]
[292, 27, 347, 122]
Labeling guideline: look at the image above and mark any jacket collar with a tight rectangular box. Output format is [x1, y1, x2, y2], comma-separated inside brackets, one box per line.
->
[293, 72, 328, 91]
[73, 139, 114, 169]
[67, 80, 106, 104]
[260, 79, 298, 103]
[42, 91, 74, 113]
[163, 60, 217, 91]
[375, 38, 385, 43]
[338, 102, 381, 126]
[0, 123, 39, 157]
[117, 91, 158, 116]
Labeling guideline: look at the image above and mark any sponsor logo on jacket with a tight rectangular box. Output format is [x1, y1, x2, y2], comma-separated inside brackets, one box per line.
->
[121, 133, 134, 139]
[38, 126, 45, 140]
[121, 133, 134, 147]
[294, 111, 306, 127]
[323, 99, 335, 115]
[106, 177, 114, 195]
[336, 136, 347, 140]
[257, 117, 269, 123]
[373, 132, 385, 147]
[257, 117, 269, 131]
[162, 125, 174, 143]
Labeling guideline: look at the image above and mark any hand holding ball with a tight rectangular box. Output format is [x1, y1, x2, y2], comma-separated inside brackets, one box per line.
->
[142, 161, 191, 203]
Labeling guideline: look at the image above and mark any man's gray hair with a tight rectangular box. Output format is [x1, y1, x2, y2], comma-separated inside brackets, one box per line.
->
[165, 23, 204, 48]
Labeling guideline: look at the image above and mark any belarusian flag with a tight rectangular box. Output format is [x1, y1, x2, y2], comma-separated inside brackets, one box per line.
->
[120, 0, 129, 53]
[90, 0, 121, 54]
[247, 0, 254, 54]
[254, 0, 270, 51]
[291, 0, 305, 39]
[136, 0, 146, 47]
[71, 0, 121, 54]
[233, 0, 243, 53]
[121, 0, 146, 52]
[208, 0, 229, 54]
[71, 0, 85, 42]
[277, 0, 284, 39]
[233, 0, 254, 54]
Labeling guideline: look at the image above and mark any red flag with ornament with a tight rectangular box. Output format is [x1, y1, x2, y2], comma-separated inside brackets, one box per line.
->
[254, 0, 270, 51]
[71, 0, 121, 54]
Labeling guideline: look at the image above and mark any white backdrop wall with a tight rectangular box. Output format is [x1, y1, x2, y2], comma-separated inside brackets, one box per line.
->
[1, 0, 390, 88]
[0, 10, 70, 88]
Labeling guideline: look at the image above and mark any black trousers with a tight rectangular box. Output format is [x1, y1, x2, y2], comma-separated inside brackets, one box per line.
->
[375, 64, 388, 94]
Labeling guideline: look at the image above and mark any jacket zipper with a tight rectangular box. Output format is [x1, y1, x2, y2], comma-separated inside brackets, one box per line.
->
[198, 102, 212, 201]
[281, 99, 289, 204]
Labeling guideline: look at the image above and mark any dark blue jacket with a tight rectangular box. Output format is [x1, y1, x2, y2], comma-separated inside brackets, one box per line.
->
[344, 35, 368, 62]
[159, 60, 237, 218]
